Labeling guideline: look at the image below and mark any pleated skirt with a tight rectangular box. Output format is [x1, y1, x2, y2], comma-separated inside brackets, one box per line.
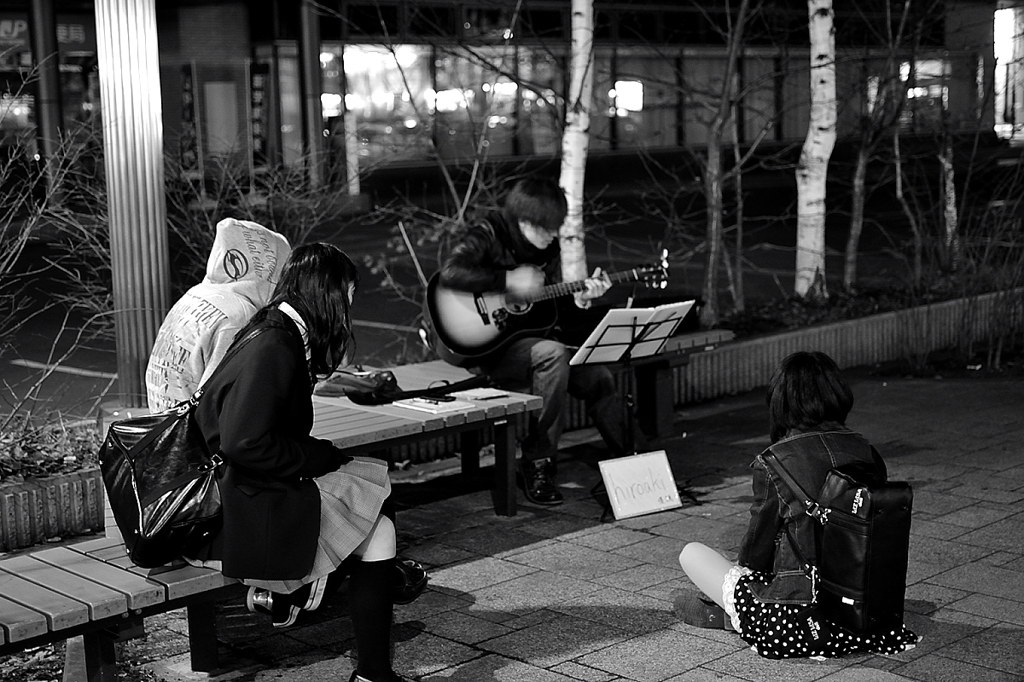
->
[190, 456, 391, 594]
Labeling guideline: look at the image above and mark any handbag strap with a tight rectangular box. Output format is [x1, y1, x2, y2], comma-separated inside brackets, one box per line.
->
[125, 328, 268, 458]
[191, 326, 267, 400]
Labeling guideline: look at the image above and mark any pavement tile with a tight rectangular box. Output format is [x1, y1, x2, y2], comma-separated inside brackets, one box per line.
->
[433, 525, 555, 556]
[593, 563, 682, 593]
[548, 586, 678, 635]
[941, 483, 1024, 505]
[705, 647, 851, 682]
[892, 654, 1024, 682]
[907, 535, 997, 572]
[611, 534, 692, 570]
[910, 489, 978, 517]
[461, 571, 605, 623]
[979, 550, 1024, 567]
[478, 612, 631, 667]
[930, 502, 1018, 528]
[946, 593, 1024, 627]
[550, 660, 620, 681]
[922, 624, 1024, 675]
[953, 513, 1024, 552]
[566, 526, 652, 551]
[401, 541, 481, 568]
[417, 609, 513, 645]
[928, 562, 1024, 602]
[510, 540, 644, 580]
[428, 556, 538, 593]
[579, 628, 743, 682]
[903, 583, 971, 615]
[905, 518, 971, 541]
[420, 653, 580, 681]
[251, 651, 355, 681]
[518, 512, 603, 540]
[393, 629, 481, 678]
[391, 585, 475, 622]
[663, 669, 750, 682]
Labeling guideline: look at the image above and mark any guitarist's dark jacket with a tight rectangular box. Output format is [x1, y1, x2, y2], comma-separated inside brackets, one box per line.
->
[439, 211, 561, 296]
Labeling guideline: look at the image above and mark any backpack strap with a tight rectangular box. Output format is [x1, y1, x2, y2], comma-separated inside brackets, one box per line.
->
[760, 451, 822, 599]
[760, 451, 827, 522]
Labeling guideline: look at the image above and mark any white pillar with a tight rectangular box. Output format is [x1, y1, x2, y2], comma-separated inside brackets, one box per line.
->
[94, 0, 171, 406]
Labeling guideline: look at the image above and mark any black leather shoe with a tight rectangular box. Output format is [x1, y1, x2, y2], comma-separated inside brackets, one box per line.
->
[394, 559, 428, 604]
[672, 590, 733, 630]
[246, 587, 300, 628]
[520, 457, 563, 506]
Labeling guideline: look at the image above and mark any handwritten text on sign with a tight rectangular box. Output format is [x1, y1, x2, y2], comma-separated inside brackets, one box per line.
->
[598, 450, 682, 520]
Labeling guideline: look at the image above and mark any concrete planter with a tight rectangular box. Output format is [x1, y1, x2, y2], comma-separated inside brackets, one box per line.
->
[673, 288, 1024, 405]
[0, 468, 105, 552]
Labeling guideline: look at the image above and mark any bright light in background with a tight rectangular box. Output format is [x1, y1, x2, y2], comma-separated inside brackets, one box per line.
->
[995, 9, 1015, 64]
[321, 92, 343, 118]
[612, 80, 644, 113]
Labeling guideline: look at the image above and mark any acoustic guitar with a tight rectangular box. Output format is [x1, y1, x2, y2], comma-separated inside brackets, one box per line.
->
[425, 255, 669, 368]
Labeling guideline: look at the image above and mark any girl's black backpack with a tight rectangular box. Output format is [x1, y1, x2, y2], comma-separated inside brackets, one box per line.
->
[761, 452, 914, 635]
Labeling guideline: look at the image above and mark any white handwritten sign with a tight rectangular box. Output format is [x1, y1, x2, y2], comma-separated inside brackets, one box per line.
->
[598, 450, 682, 520]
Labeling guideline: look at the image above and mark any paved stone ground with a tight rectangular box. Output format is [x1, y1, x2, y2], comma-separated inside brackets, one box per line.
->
[132, 370, 1024, 682]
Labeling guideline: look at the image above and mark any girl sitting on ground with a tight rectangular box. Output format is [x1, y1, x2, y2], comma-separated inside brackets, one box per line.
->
[676, 351, 918, 659]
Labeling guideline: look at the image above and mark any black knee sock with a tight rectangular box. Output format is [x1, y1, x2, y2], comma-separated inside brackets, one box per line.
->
[348, 557, 396, 680]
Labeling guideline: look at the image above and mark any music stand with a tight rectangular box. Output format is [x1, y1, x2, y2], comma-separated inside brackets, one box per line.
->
[569, 300, 695, 521]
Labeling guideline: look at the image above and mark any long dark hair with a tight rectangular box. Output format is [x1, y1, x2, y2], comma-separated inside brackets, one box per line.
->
[265, 242, 360, 378]
[766, 351, 854, 443]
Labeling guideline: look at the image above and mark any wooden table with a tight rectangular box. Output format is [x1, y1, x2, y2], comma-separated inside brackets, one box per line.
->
[311, 360, 542, 516]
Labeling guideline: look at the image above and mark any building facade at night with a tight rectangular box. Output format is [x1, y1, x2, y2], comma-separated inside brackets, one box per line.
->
[1, 1, 1001, 183]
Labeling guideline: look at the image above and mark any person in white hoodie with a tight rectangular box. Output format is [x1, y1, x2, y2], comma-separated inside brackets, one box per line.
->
[145, 218, 428, 607]
[146, 218, 291, 412]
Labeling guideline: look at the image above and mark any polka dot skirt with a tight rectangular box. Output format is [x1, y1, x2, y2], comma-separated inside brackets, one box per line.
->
[732, 572, 918, 659]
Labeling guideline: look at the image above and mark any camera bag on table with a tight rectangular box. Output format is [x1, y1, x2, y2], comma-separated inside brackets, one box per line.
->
[99, 328, 264, 568]
[760, 451, 913, 635]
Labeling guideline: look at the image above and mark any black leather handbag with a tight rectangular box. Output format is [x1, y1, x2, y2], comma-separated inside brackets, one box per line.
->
[100, 329, 263, 568]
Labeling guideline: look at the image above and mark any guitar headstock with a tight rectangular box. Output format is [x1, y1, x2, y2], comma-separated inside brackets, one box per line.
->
[636, 249, 669, 290]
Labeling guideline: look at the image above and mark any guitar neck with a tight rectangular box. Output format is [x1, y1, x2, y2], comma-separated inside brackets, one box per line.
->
[530, 269, 646, 302]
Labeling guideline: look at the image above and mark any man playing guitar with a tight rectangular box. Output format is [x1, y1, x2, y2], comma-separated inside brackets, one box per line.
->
[436, 177, 640, 506]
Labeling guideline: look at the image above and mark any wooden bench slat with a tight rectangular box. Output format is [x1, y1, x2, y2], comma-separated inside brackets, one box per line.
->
[36, 546, 165, 610]
[0, 555, 127, 621]
[0, 594, 48, 643]
[0, 568, 90, 631]
[101, 556, 237, 601]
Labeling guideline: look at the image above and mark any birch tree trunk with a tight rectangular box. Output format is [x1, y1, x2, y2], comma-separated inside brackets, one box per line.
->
[795, 0, 837, 299]
[844, 147, 869, 289]
[939, 134, 960, 270]
[559, 0, 595, 282]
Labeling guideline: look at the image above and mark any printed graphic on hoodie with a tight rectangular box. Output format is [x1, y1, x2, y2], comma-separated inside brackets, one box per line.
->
[145, 218, 291, 412]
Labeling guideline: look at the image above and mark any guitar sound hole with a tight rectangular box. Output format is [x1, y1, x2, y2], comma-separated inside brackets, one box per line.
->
[506, 301, 531, 314]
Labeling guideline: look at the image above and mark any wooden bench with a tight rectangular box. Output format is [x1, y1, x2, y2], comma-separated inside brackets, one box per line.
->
[0, 360, 538, 681]
[0, 526, 239, 682]
[312, 359, 542, 516]
[629, 329, 735, 440]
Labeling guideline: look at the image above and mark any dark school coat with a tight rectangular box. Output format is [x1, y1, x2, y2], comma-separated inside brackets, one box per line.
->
[193, 308, 349, 580]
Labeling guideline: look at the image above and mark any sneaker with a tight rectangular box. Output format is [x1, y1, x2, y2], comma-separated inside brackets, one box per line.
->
[246, 586, 301, 628]
[393, 559, 429, 605]
[519, 457, 563, 506]
[671, 590, 732, 630]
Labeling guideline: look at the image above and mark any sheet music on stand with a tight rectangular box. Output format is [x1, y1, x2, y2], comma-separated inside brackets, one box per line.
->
[569, 300, 696, 366]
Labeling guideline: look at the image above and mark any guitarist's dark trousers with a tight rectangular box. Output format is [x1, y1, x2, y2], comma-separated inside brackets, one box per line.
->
[474, 336, 641, 465]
